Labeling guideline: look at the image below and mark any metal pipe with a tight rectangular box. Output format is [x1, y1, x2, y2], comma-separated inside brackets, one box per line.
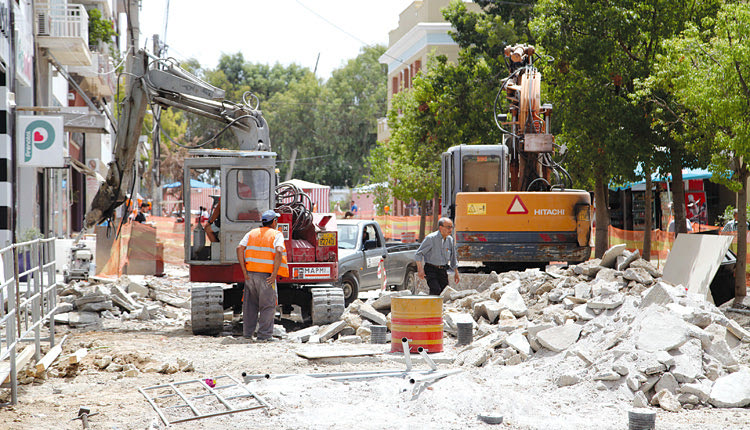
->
[402, 337, 412, 371]
[417, 347, 438, 371]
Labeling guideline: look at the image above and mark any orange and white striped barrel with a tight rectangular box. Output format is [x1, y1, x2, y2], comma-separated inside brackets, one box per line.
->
[390, 296, 443, 353]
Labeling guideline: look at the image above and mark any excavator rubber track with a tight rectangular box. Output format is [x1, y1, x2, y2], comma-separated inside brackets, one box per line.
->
[310, 287, 345, 326]
[191, 285, 224, 335]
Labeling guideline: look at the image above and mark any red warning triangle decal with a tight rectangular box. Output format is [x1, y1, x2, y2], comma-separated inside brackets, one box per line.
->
[507, 195, 528, 214]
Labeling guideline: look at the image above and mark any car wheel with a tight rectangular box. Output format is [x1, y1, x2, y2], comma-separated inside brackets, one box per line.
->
[341, 273, 359, 306]
[400, 266, 416, 294]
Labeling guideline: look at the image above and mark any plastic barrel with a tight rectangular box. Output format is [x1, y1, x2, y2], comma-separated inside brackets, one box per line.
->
[391, 296, 443, 353]
[456, 322, 473, 346]
[370, 325, 388, 344]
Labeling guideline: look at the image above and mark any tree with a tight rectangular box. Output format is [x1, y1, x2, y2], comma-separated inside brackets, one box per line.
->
[652, 2, 750, 298]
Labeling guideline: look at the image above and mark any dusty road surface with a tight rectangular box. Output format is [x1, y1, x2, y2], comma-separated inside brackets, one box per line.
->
[1, 263, 749, 430]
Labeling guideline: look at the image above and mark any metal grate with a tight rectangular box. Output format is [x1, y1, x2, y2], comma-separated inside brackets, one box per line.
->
[139, 374, 270, 425]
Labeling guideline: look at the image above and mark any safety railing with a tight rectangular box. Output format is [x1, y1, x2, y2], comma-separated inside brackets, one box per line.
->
[0, 237, 58, 406]
[34, 1, 89, 42]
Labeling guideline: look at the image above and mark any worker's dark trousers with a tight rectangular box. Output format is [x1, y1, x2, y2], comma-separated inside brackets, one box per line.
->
[424, 264, 449, 296]
[243, 272, 277, 339]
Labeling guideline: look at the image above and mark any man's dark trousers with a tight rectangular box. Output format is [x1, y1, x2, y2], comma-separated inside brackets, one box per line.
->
[424, 263, 449, 296]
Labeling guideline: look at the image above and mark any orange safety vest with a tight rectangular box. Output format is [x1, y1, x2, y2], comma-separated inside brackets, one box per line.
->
[244, 227, 289, 277]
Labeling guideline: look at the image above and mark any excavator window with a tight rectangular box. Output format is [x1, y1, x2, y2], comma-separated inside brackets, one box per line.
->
[462, 155, 502, 192]
[226, 169, 270, 221]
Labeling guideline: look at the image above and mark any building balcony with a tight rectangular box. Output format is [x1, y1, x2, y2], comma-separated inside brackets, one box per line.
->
[35, 1, 92, 66]
[69, 52, 116, 98]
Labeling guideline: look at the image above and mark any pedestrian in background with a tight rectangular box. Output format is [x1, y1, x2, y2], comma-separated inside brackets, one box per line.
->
[415, 217, 459, 295]
[236, 210, 288, 341]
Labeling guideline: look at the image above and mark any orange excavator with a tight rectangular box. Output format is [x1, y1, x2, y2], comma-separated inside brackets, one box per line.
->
[441, 44, 591, 270]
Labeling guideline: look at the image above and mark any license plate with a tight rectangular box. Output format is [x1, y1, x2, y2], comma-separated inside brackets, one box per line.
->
[317, 232, 336, 247]
[292, 266, 331, 279]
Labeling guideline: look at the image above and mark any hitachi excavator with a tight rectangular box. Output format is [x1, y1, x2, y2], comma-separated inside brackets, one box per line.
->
[441, 44, 591, 270]
[84, 49, 344, 333]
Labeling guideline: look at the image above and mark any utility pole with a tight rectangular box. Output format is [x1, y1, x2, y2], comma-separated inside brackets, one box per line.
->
[152, 35, 162, 217]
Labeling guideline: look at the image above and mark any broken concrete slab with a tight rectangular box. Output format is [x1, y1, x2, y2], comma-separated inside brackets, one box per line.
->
[289, 325, 320, 343]
[498, 287, 527, 317]
[679, 381, 711, 403]
[616, 249, 640, 271]
[632, 391, 649, 408]
[662, 234, 733, 301]
[600, 244, 627, 268]
[526, 322, 554, 352]
[706, 337, 738, 368]
[629, 258, 662, 278]
[669, 339, 703, 383]
[319, 320, 348, 342]
[709, 369, 750, 408]
[652, 388, 682, 412]
[358, 303, 387, 326]
[655, 372, 679, 394]
[724, 319, 750, 343]
[536, 323, 582, 352]
[636, 308, 691, 352]
[623, 268, 653, 285]
[556, 373, 581, 387]
[573, 304, 596, 321]
[506, 332, 531, 358]
[574, 283, 591, 299]
[573, 259, 602, 277]
[587, 293, 624, 310]
[371, 290, 411, 310]
[640, 282, 678, 309]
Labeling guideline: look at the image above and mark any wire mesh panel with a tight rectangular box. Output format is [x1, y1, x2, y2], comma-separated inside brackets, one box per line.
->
[139, 374, 270, 425]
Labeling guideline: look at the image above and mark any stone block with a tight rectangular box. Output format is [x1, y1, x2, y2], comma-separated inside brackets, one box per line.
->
[652, 389, 682, 412]
[506, 332, 531, 358]
[636, 308, 691, 352]
[709, 369, 750, 408]
[358, 303, 387, 326]
[371, 290, 411, 311]
[655, 372, 678, 394]
[600, 244, 627, 268]
[536, 323, 582, 352]
[498, 287, 527, 317]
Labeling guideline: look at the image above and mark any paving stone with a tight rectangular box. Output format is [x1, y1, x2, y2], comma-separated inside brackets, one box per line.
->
[573, 259, 602, 277]
[652, 389, 682, 412]
[623, 267, 653, 285]
[358, 303, 387, 326]
[574, 282, 591, 299]
[640, 282, 677, 308]
[636, 308, 691, 352]
[670, 339, 703, 383]
[506, 332, 531, 358]
[629, 259, 663, 278]
[600, 244, 627, 268]
[587, 293, 624, 310]
[371, 290, 411, 310]
[632, 391, 649, 408]
[556, 373, 581, 387]
[616, 249, 641, 271]
[709, 369, 750, 407]
[498, 287, 527, 317]
[655, 372, 678, 394]
[536, 323, 582, 352]
[527, 322, 554, 352]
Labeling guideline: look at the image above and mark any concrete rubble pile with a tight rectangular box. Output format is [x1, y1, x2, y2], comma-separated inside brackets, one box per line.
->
[54, 276, 189, 329]
[289, 245, 750, 412]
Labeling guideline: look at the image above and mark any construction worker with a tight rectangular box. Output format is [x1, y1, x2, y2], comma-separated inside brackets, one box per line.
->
[236, 210, 288, 341]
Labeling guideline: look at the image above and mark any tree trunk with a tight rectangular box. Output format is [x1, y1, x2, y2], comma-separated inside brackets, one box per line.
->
[736, 168, 748, 300]
[594, 176, 610, 258]
[671, 161, 687, 234]
[643, 174, 652, 261]
[418, 200, 428, 241]
[285, 148, 298, 182]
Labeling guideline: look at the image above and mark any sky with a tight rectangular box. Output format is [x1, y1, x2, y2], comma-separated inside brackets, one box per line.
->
[138, 0, 414, 80]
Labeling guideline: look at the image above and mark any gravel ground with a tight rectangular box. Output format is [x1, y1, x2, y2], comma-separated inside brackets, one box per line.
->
[1, 265, 749, 430]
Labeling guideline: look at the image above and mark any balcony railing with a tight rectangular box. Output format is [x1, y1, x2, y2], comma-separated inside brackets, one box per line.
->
[35, 1, 92, 66]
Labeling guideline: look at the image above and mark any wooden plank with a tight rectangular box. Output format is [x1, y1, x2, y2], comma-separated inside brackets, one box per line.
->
[35, 335, 68, 376]
[1, 345, 36, 384]
[68, 348, 88, 364]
